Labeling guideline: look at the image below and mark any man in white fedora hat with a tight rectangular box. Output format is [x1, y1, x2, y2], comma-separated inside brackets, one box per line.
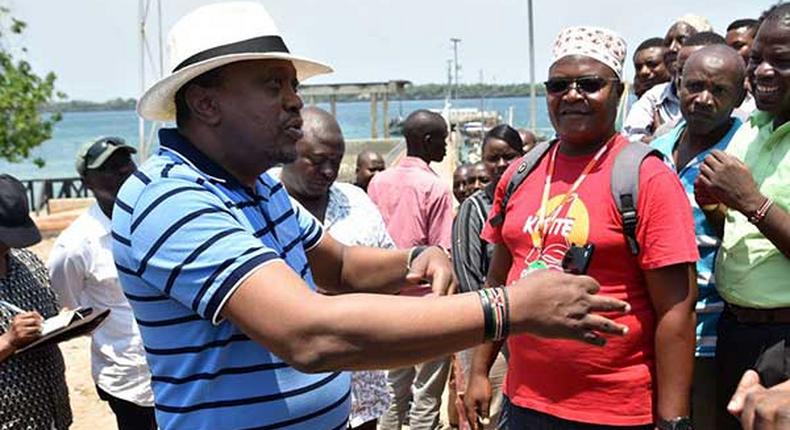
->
[113, 2, 631, 429]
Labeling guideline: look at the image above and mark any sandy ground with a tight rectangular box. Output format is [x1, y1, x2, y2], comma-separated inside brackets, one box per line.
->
[29, 237, 118, 430]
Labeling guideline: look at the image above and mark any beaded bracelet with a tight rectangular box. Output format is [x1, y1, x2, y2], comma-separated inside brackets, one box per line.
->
[478, 288, 495, 340]
[477, 287, 510, 342]
[748, 198, 774, 225]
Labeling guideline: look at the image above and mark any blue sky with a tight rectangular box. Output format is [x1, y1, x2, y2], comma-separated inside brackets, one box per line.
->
[7, 0, 778, 101]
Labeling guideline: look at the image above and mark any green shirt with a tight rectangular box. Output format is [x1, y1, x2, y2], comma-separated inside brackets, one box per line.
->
[716, 111, 790, 308]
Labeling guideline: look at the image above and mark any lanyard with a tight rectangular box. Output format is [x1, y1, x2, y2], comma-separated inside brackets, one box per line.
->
[533, 137, 614, 250]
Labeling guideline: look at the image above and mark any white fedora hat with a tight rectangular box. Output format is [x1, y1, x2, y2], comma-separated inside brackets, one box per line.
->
[137, 1, 332, 121]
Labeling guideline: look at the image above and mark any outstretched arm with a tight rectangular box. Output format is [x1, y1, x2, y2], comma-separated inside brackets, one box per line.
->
[222, 258, 630, 373]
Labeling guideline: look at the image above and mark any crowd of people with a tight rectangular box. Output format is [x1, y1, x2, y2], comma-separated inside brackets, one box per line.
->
[0, 1, 789, 430]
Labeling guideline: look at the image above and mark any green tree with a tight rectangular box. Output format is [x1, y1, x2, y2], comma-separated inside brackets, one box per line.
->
[0, 7, 62, 166]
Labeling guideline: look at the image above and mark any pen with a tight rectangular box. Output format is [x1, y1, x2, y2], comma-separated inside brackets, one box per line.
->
[0, 300, 27, 314]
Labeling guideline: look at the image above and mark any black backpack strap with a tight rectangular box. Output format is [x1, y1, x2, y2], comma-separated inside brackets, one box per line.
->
[610, 142, 664, 255]
[489, 139, 556, 227]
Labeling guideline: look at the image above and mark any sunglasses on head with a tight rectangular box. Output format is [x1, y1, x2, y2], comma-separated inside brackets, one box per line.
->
[544, 76, 619, 95]
[84, 137, 126, 165]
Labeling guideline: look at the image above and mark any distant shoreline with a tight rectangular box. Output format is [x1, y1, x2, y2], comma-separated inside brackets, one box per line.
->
[42, 98, 137, 113]
[44, 83, 548, 113]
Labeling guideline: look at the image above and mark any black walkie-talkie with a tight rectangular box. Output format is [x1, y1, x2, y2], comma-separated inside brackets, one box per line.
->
[562, 243, 595, 275]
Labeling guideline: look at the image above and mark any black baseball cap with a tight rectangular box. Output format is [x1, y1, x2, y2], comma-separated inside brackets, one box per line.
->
[0, 174, 41, 248]
[75, 136, 137, 176]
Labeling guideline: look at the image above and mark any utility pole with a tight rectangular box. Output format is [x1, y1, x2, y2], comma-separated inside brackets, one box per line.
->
[450, 37, 461, 101]
[479, 69, 485, 112]
[138, 0, 164, 161]
[138, 0, 146, 159]
[527, 0, 537, 131]
[446, 59, 453, 100]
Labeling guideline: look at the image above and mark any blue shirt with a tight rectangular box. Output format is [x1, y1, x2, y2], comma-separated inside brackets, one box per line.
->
[652, 118, 742, 357]
[111, 129, 350, 430]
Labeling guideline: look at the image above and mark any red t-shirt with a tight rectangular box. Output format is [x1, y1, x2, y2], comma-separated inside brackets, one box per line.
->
[480, 134, 698, 425]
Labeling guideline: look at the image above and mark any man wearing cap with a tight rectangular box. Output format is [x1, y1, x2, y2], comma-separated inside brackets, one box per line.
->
[47, 137, 155, 430]
[0, 174, 72, 430]
[113, 3, 632, 429]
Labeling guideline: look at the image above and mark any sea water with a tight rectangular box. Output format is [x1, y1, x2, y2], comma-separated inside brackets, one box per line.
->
[0, 96, 551, 180]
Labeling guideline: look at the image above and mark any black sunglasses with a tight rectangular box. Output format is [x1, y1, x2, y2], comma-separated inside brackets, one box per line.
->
[84, 137, 126, 165]
[544, 76, 619, 95]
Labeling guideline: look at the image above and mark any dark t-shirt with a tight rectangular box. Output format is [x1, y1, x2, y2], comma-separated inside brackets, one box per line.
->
[452, 185, 495, 293]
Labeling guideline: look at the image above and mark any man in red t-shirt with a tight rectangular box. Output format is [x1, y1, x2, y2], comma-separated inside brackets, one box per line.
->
[464, 26, 699, 430]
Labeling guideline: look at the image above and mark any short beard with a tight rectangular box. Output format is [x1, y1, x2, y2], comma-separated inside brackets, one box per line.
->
[269, 145, 298, 165]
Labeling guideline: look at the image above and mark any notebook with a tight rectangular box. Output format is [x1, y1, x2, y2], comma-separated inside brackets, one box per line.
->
[16, 307, 111, 354]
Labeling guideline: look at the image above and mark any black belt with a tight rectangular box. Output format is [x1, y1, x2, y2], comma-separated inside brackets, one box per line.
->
[726, 303, 790, 324]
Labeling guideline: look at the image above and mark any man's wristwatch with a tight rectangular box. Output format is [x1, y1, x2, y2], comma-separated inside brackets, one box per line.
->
[656, 417, 693, 430]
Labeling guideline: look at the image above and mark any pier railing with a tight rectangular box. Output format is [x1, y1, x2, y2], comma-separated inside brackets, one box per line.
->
[22, 177, 89, 215]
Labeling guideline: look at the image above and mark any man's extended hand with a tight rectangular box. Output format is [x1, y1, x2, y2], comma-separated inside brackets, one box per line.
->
[405, 246, 457, 295]
[698, 150, 764, 215]
[509, 270, 630, 346]
[729, 370, 790, 430]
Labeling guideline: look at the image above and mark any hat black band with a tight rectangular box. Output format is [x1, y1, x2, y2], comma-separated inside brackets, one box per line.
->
[173, 35, 290, 72]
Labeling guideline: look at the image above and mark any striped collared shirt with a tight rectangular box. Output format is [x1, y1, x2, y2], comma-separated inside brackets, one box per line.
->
[652, 118, 742, 357]
[111, 128, 350, 430]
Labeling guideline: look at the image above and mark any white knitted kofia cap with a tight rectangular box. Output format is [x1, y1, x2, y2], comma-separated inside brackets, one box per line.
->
[551, 26, 628, 80]
[675, 14, 713, 32]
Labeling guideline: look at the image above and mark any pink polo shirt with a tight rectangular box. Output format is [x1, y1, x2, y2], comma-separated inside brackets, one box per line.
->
[367, 156, 453, 251]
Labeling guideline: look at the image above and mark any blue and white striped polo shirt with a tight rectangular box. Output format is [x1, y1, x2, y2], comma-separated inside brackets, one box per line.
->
[652, 118, 742, 357]
[111, 128, 351, 429]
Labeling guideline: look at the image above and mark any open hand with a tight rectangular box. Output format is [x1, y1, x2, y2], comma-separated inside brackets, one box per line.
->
[508, 270, 630, 346]
[405, 246, 457, 296]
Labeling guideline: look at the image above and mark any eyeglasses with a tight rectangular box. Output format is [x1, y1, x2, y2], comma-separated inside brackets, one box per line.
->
[544, 76, 620, 95]
[84, 137, 126, 165]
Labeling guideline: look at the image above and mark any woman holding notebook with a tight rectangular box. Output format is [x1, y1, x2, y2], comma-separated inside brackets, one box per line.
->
[0, 174, 72, 430]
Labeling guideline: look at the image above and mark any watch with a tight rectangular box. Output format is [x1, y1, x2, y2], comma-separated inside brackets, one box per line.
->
[656, 417, 693, 430]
